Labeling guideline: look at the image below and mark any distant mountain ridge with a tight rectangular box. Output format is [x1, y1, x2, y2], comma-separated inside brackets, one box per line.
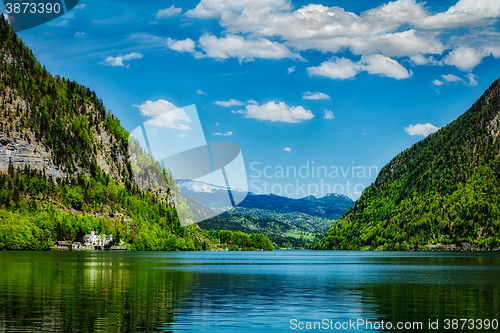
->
[239, 190, 354, 220]
[317, 77, 500, 251]
[177, 179, 244, 193]
[178, 179, 354, 220]
[178, 179, 355, 248]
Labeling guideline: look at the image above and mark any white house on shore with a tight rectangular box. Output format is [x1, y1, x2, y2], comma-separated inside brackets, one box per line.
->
[55, 230, 114, 250]
[83, 230, 113, 249]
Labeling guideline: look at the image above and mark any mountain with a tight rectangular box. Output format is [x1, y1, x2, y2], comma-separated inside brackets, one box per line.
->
[238, 191, 353, 220]
[316, 78, 500, 251]
[177, 179, 245, 194]
[178, 179, 354, 220]
[0, 17, 273, 251]
[179, 179, 355, 248]
[199, 212, 315, 249]
[177, 179, 246, 213]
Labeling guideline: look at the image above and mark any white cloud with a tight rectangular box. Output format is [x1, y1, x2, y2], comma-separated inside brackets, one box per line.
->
[404, 123, 440, 137]
[157, 5, 182, 19]
[175, 0, 500, 74]
[243, 101, 314, 123]
[441, 74, 464, 83]
[133, 100, 192, 130]
[75, 4, 86, 10]
[213, 131, 233, 136]
[152, 0, 500, 73]
[219, 2, 443, 57]
[164, 34, 303, 61]
[197, 89, 207, 95]
[215, 99, 244, 107]
[198, 34, 304, 62]
[247, 99, 258, 104]
[432, 73, 478, 86]
[417, 0, 500, 29]
[410, 54, 438, 66]
[443, 46, 486, 71]
[134, 99, 178, 117]
[466, 73, 478, 86]
[485, 45, 500, 59]
[211, 0, 500, 71]
[307, 57, 363, 80]
[167, 38, 196, 53]
[104, 53, 143, 67]
[350, 30, 444, 58]
[284, 147, 292, 152]
[171, 0, 500, 76]
[324, 110, 334, 119]
[74, 32, 87, 38]
[308, 55, 410, 80]
[178, 134, 186, 138]
[303, 92, 331, 100]
[186, 0, 292, 19]
[362, 54, 412, 79]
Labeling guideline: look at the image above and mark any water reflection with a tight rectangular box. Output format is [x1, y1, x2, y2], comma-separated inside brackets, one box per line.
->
[0, 252, 192, 332]
[0, 251, 499, 332]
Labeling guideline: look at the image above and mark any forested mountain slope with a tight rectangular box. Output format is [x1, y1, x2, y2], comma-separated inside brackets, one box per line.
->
[0, 16, 214, 250]
[317, 77, 500, 251]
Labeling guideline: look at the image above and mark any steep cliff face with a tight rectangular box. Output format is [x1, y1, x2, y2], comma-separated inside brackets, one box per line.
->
[0, 85, 129, 180]
[317, 78, 500, 251]
[0, 131, 65, 177]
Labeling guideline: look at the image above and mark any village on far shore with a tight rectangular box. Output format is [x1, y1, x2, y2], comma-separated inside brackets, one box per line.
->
[55, 230, 127, 251]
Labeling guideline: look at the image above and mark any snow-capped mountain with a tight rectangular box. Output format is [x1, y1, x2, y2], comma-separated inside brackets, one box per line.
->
[175, 179, 354, 220]
[176, 179, 244, 193]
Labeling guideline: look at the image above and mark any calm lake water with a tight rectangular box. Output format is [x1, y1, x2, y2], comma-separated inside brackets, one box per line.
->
[0, 251, 499, 332]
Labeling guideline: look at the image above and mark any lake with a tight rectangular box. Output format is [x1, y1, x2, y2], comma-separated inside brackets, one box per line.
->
[0, 251, 499, 332]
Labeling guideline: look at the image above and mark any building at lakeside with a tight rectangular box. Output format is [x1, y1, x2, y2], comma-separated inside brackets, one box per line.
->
[55, 230, 114, 251]
[55, 241, 70, 250]
[83, 230, 113, 249]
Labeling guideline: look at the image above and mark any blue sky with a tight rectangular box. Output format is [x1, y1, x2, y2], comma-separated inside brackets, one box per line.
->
[3, 0, 500, 199]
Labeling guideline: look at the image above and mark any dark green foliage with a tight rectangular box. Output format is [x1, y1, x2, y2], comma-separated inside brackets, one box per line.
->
[199, 211, 326, 249]
[0, 165, 208, 251]
[316, 78, 500, 250]
[185, 187, 347, 248]
[230, 207, 336, 234]
[206, 229, 274, 251]
[0, 17, 205, 251]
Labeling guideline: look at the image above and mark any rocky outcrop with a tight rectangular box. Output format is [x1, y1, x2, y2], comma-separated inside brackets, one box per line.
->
[0, 131, 65, 177]
[0, 85, 129, 181]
